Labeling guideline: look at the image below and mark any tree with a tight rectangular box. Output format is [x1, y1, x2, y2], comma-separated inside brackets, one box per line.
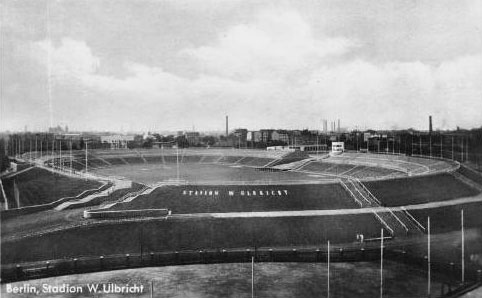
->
[0, 138, 11, 172]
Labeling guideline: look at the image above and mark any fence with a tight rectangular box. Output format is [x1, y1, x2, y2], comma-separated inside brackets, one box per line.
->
[2, 244, 481, 287]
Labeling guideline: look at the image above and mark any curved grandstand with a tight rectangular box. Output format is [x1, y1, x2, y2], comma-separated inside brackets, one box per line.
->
[1, 149, 482, 297]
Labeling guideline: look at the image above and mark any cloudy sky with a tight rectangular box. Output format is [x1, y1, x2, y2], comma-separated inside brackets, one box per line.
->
[1, 0, 481, 132]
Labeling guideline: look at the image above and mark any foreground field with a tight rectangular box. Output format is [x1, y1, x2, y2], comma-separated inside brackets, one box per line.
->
[2, 215, 384, 264]
[0, 261, 451, 298]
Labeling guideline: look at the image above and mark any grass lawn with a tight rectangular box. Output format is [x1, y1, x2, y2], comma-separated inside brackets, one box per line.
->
[365, 174, 479, 206]
[2, 214, 383, 264]
[1, 168, 102, 208]
[0, 261, 451, 298]
[110, 183, 357, 213]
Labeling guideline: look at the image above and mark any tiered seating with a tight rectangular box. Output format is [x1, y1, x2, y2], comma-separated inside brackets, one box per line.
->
[163, 156, 179, 163]
[180, 155, 202, 163]
[366, 174, 479, 206]
[237, 157, 255, 165]
[301, 162, 336, 172]
[199, 155, 222, 163]
[350, 167, 400, 179]
[323, 164, 357, 175]
[219, 156, 243, 164]
[242, 157, 275, 167]
[71, 160, 86, 171]
[105, 157, 128, 165]
[122, 156, 145, 164]
[144, 156, 165, 164]
[428, 161, 453, 172]
[1, 167, 102, 208]
[87, 158, 107, 169]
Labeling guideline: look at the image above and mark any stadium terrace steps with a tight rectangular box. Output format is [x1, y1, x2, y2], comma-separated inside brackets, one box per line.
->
[95, 156, 112, 166]
[271, 158, 314, 171]
[198, 155, 222, 163]
[458, 165, 482, 187]
[138, 153, 148, 164]
[118, 157, 130, 165]
[97, 184, 151, 209]
[1, 167, 104, 209]
[339, 178, 424, 236]
[54, 183, 112, 210]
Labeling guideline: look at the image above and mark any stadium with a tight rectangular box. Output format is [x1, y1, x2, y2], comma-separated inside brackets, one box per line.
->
[1, 146, 482, 297]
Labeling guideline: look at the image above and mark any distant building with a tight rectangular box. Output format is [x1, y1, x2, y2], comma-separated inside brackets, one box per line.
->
[49, 125, 68, 134]
[100, 135, 135, 149]
[331, 142, 345, 154]
[267, 144, 328, 152]
[249, 131, 262, 143]
[272, 130, 290, 144]
[233, 129, 248, 147]
[260, 129, 274, 143]
[185, 131, 201, 146]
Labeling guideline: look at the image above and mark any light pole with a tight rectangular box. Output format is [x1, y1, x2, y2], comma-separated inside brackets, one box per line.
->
[35, 135, 38, 160]
[85, 141, 88, 173]
[70, 137, 73, 174]
[59, 139, 62, 171]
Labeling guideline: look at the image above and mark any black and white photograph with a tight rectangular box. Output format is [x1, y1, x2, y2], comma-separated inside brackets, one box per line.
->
[1, 0, 482, 297]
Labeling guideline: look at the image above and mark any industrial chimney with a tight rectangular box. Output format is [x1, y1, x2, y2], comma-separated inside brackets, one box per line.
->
[429, 115, 433, 134]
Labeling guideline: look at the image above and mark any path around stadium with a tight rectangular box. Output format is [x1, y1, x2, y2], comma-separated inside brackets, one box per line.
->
[174, 192, 482, 219]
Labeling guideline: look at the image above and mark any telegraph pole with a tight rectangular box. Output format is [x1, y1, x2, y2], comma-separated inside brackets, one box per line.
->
[440, 135, 443, 158]
[85, 141, 88, 173]
[59, 140, 62, 171]
[461, 139, 464, 162]
[461, 209, 465, 284]
[327, 240, 330, 298]
[419, 136, 422, 156]
[428, 216, 431, 297]
[251, 256, 255, 298]
[380, 229, 384, 298]
[35, 135, 38, 159]
[452, 136, 454, 160]
[429, 135, 432, 158]
[70, 138, 73, 174]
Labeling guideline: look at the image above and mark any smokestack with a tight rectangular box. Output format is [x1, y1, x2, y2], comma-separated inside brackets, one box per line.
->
[338, 119, 340, 132]
[226, 115, 229, 137]
[429, 115, 433, 134]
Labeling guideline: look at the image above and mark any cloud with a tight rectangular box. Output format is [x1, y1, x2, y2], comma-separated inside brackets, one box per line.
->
[181, 10, 357, 80]
[308, 55, 482, 130]
[24, 10, 482, 131]
[34, 38, 100, 82]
